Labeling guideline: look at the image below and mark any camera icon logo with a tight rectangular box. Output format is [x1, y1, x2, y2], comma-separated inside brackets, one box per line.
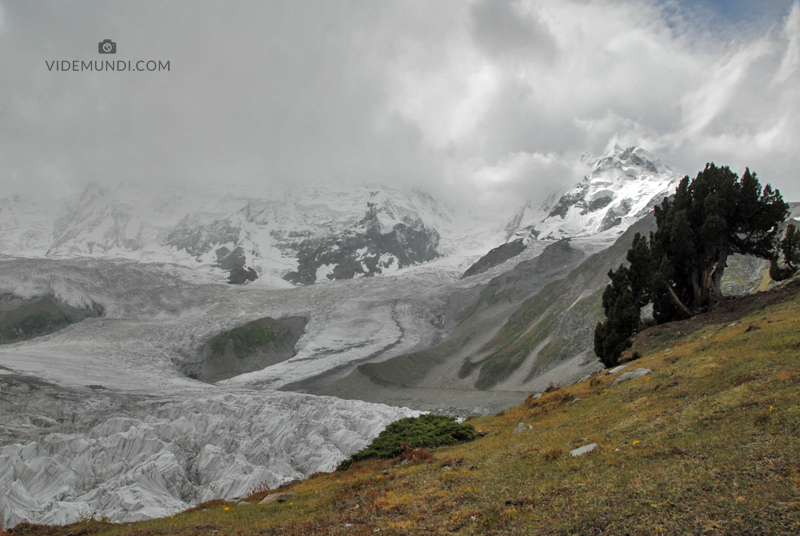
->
[98, 39, 116, 54]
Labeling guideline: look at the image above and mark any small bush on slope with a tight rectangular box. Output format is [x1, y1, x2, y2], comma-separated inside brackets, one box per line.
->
[337, 414, 475, 470]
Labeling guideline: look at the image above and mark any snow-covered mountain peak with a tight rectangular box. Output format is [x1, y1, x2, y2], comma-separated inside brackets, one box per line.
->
[592, 145, 669, 176]
[506, 145, 680, 243]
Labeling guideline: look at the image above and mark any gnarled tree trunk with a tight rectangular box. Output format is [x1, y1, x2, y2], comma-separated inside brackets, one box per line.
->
[709, 250, 728, 303]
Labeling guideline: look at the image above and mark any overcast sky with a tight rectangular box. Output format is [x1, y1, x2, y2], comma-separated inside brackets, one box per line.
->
[1, 0, 798, 208]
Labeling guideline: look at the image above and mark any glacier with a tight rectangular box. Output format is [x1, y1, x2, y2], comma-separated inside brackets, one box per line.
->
[0, 257, 439, 529]
[0, 241, 579, 529]
[0, 377, 416, 528]
[0, 238, 557, 528]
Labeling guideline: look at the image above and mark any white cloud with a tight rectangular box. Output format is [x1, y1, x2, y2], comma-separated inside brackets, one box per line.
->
[773, 3, 800, 85]
[452, 150, 586, 208]
[0, 0, 798, 207]
[679, 39, 773, 137]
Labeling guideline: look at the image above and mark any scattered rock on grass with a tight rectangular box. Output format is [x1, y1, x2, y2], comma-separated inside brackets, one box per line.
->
[513, 422, 532, 434]
[570, 443, 597, 457]
[608, 365, 629, 374]
[612, 368, 652, 386]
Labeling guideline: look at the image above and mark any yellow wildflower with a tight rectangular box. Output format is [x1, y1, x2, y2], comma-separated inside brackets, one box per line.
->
[633, 440, 640, 445]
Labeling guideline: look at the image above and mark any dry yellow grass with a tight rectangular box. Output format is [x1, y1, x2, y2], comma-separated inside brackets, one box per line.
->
[11, 282, 800, 535]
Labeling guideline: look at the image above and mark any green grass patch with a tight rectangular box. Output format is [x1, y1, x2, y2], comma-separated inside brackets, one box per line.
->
[209, 321, 276, 358]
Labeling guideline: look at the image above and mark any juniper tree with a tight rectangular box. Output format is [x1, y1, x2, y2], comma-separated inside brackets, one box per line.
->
[650, 164, 788, 318]
[594, 233, 653, 367]
[594, 164, 789, 366]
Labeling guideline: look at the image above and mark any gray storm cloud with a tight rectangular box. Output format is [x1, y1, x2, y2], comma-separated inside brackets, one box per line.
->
[0, 0, 798, 208]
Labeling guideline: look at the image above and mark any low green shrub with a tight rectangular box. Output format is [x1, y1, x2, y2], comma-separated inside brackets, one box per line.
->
[337, 414, 475, 470]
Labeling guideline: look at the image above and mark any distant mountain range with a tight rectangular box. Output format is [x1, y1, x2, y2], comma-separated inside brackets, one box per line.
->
[0, 146, 680, 285]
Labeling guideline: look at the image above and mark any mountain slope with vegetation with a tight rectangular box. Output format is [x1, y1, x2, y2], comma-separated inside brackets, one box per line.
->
[323, 217, 655, 403]
[13, 276, 800, 536]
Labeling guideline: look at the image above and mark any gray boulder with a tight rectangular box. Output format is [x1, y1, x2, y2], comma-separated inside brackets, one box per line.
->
[512, 422, 532, 434]
[570, 443, 597, 457]
[612, 368, 651, 386]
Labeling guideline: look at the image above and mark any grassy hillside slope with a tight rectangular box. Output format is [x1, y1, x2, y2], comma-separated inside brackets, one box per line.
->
[15, 278, 800, 535]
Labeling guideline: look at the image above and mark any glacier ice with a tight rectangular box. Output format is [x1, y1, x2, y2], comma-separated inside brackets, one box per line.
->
[0, 380, 414, 528]
[0, 257, 436, 529]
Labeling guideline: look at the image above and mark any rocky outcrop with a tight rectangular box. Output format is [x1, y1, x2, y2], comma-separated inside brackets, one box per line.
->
[462, 239, 526, 279]
[179, 317, 308, 383]
[283, 211, 440, 286]
[0, 294, 104, 344]
[215, 246, 258, 284]
[612, 368, 652, 386]
[570, 443, 597, 457]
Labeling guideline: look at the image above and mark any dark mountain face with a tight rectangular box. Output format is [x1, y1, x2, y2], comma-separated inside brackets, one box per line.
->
[178, 316, 308, 383]
[283, 204, 440, 286]
[0, 294, 104, 344]
[462, 239, 527, 279]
